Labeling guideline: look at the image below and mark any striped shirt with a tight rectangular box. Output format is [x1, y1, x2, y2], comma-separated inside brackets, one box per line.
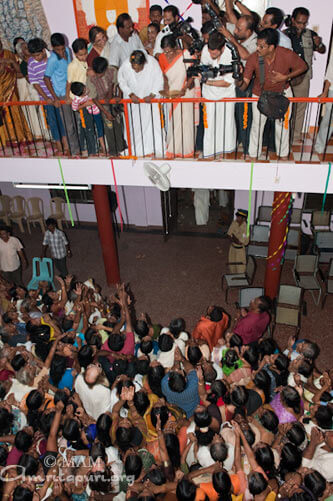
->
[43, 228, 68, 259]
[71, 95, 100, 115]
[28, 57, 52, 100]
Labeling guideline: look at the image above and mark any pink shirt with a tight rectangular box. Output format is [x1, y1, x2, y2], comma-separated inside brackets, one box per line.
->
[71, 94, 100, 115]
[6, 447, 23, 466]
[234, 311, 270, 345]
[101, 332, 135, 362]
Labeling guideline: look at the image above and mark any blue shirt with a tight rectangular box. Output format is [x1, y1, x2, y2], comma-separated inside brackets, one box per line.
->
[45, 48, 71, 97]
[161, 370, 199, 418]
[50, 367, 74, 390]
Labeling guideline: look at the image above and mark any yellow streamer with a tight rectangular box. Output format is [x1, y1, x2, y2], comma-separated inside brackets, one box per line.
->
[271, 193, 290, 215]
[203, 103, 208, 129]
[243, 102, 248, 130]
[79, 109, 86, 128]
[266, 226, 289, 261]
[158, 103, 164, 129]
[284, 106, 290, 130]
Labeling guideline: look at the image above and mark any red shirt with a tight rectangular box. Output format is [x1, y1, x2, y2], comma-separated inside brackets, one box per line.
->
[244, 46, 307, 96]
[101, 331, 135, 362]
[233, 311, 270, 345]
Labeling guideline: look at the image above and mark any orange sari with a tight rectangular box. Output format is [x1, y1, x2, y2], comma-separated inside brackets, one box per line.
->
[159, 50, 195, 158]
[0, 49, 32, 145]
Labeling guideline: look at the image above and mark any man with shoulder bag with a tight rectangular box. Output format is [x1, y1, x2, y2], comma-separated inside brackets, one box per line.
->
[236, 28, 307, 160]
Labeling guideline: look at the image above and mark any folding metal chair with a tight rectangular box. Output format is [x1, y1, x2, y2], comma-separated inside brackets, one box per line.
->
[222, 256, 256, 304]
[320, 258, 333, 309]
[315, 231, 333, 264]
[284, 228, 301, 261]
[273, 285, 303, 336]
[247, 225, 270, 258]
[256, 206, 272, 225]
[293, 255, 322, 306]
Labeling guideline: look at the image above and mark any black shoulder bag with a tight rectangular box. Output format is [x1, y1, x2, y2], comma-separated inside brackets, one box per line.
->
[257, 56, 290, 120]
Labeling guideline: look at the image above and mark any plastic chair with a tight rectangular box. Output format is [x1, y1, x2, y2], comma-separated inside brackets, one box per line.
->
[0, 195, 11, 225]
[27, 257, 55, 290]
[10, 196, 26, 233]
[321, 259, 333, 309]
[273, 285, 303, 336]
[247, 225, 270, 258]
[222, 256, 257, 304]
[49, 197, 68, 231]
[293, 255, 322, 306]
[25, 197, 45, 234]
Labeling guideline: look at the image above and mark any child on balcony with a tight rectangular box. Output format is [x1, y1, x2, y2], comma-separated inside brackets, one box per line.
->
[28, 38, 69, 156]
[70, 81, 106, 156]
[66, 38, 99, 156]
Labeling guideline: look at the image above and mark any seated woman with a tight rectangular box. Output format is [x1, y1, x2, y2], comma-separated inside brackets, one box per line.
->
[270, 385, 304, 424]
[118, 50, 165, 158]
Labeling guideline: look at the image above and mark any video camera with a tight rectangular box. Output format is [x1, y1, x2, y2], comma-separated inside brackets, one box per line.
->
[167, 17, 205, 55]
[192, 0, 224, 31]
[184, 41, 241, 82]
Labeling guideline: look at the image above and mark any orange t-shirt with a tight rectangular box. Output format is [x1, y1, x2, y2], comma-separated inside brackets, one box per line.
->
[200, 474, 243, 501]
[192, 314, 229, 351]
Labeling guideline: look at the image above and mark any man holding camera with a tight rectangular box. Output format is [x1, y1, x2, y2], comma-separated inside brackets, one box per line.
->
[153, 5, 180, 57]
[237, 28, 307, 160]
[284, 7, 326, 143]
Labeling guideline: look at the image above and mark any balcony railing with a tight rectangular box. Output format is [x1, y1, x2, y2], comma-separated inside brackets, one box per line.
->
[0, 97, 332, 162]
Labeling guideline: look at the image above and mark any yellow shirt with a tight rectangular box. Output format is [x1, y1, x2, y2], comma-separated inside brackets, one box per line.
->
[41, 317, 55, 341]
[227, 220, 249, 247]
[67, 57, 88, 98]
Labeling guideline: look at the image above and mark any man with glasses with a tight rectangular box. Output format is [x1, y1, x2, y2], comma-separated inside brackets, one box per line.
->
[284, 7, 326, 143]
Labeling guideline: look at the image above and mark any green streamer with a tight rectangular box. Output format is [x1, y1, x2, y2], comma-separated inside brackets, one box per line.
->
[321, 162, 332, 213]
[58, 158, 74, 226]
[247, 162, 254, 237]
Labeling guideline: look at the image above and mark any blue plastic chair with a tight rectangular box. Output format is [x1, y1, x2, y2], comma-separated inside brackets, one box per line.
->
[27, 258, 55, 291]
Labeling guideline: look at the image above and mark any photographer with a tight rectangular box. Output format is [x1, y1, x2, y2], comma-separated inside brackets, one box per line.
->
[237, 28, 307, 160]
[284, 7, 326, 143]
[153, 5, 180, 57]
[201, 31, 237, 158]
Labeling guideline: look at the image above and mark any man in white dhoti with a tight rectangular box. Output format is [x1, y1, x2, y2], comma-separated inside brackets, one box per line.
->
[201, 31, 237, 158]
[118, 50, 165, 157]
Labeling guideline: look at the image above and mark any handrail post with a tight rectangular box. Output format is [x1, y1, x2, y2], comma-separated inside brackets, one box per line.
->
[123, 102, 132, 157]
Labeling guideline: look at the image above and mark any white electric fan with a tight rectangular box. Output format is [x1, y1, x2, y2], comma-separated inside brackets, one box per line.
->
[143, 162, 171, 192]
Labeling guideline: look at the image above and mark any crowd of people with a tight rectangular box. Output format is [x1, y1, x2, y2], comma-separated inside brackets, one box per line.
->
[0, 1, 332, 159]
[0, 220, 332, 501]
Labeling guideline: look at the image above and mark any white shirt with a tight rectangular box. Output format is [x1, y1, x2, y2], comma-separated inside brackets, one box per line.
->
[153, 25, 171, 56]
[109, 32, 146, 68]
[10, 379, 36, 401]
[201, 44, 236, 99]
[278, 30, 292, 50]
[0, 236, 23, 272]
[74, 373, 112, 420]
[302, 444, 333, 481]
[157, 330, 187, 369]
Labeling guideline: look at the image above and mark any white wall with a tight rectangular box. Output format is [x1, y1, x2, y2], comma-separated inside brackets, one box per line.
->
[0, 182, 163, 227]
[269, 0, 332, 99]
[42, 0, 78, 45]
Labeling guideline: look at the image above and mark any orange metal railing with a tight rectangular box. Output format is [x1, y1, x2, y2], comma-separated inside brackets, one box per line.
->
[0, 96, 332, 161]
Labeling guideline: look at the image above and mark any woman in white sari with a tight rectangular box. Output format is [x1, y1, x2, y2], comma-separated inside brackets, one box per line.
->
[118, 50, 165, 157]
[159, 35, 196, 158]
